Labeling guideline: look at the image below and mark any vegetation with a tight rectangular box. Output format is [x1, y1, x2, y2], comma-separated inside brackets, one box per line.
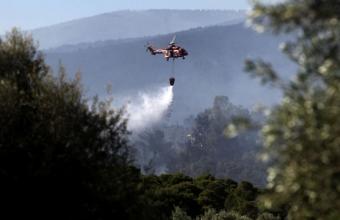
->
[0, 29, 140, 219]
[138, 174, 267, 220]
[171, 96, 265, 184]
[245, 0, 340, 219]
[3, 0, 340, 218]
[135, 96, 266, 185]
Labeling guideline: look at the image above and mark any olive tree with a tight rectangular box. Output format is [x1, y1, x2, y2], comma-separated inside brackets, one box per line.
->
[246, 0, 340, 219]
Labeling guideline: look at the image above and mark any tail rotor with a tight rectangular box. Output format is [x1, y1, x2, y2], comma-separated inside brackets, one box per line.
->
[144, 42, 150, 52]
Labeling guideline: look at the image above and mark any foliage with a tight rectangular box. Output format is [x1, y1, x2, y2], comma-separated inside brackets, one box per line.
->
[197, 209, 252, 220]
[133, 96, 266, 185]
[172, 207, 192, 220]
[136, 173, 272, 220]
[135, 128, 175, 174]
[171, 208, 253, 220]
[256, 212, 280, 220]
[225, 181, 259, 219]
[170, 96, 266, 185]
[197, 179, 230, 211]
[246, 0, 340, 219]
[0, 29, 140, 219]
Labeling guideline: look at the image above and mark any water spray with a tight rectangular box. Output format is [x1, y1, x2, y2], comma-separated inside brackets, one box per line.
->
[126, 86, 174, 132]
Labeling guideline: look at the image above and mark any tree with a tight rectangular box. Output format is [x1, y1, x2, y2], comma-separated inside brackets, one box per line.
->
[135, 128, 174, 174]
[0, 29, 140, 219]
[171, 207, 192, 220]
[256, 212, 280, 220]
[246, 0, 340, 219]
[199, 209, 252, 220]
[225, 181, 259, 219]
[174, 96, 265, 185]
[197, 179, 230, 211]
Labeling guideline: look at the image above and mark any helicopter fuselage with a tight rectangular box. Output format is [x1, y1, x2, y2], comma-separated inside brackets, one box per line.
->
[147, 45, 188, 61]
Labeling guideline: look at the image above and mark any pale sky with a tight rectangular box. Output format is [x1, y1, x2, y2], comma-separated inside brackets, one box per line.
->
[0, 0, 280, 34]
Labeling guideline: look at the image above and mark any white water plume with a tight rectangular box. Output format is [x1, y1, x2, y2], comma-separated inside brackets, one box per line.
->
[125, 86, 174, 132]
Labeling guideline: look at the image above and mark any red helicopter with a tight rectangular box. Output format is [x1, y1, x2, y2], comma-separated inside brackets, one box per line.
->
[146, 36, 189, 61]
[146, 36, 188, 86]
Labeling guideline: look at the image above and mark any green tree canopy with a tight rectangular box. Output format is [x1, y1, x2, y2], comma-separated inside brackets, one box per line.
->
[246, 0, 340, 219]
[0, 29, 140, 220]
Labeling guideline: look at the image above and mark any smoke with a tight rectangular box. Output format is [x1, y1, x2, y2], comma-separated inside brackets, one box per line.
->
[125, 86, 174, 132]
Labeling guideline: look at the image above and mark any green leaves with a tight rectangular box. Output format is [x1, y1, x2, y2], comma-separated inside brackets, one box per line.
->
[245, 59, 279, 86]
[224, 116, 254, 139]
[247, 0, 340, 219]
[172, 207, 192, 220]
[0, 29, 140, 220]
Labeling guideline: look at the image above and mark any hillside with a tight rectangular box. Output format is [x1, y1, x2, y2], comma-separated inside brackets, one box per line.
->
[31, 9, 245, 48]
[45, 23, 292, 122]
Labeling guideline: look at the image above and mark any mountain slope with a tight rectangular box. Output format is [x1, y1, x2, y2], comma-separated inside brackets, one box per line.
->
[31, 10, 245, 49]
[45, 23, 292, 122]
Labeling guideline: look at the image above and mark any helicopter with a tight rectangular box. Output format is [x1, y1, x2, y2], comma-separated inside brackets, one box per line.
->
[146, 36, 188, 86]
[146, 36, 189, 61]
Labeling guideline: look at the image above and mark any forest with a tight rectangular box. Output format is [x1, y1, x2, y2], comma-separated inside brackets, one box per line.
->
[133, 96, 266, 186]
[0, 0, 340, 219]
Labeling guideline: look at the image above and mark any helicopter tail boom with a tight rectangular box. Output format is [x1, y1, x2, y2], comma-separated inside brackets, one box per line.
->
[146, 45, 156, 55]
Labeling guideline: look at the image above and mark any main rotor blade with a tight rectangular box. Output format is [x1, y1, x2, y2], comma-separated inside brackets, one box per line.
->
[169, 35, 176, 45]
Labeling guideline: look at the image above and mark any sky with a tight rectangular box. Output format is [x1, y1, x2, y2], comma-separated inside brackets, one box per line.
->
[0, 0, 253, 34]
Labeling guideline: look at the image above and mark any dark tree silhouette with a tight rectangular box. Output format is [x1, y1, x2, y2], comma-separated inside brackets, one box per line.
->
[0, 29, 140, 220]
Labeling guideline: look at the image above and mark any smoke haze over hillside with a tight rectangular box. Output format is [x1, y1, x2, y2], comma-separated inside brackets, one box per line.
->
[45, 23, 293, 122]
